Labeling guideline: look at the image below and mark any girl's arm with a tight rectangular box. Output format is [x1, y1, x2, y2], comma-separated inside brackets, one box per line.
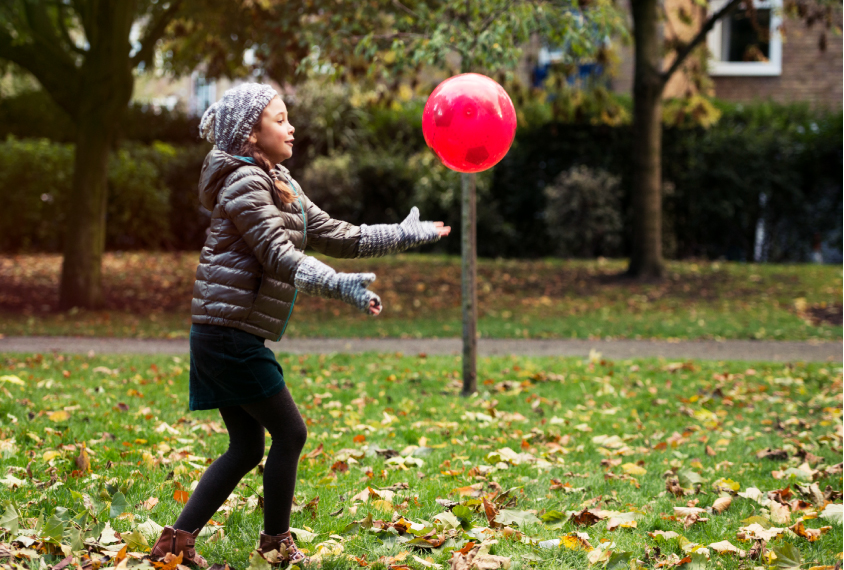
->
[224, 174, 381, 314]
[300, 192, 362, 258]
[301, 190, 443, 259]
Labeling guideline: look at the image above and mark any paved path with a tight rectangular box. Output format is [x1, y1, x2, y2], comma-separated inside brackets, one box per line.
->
[0, 336, 840, 362]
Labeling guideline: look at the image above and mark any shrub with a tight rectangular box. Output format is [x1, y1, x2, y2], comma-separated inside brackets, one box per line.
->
[0, 136, 210, 252]
[0, 137, 74, 251]
[543, 165, 623, 258]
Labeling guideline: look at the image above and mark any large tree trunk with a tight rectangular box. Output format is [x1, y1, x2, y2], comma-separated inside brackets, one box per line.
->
[59, 108, 114, 310]
[58, 5, 135, 310]
[627, 0, 665, 279]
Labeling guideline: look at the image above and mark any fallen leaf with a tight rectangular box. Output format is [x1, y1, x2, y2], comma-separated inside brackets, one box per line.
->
[712, 496, 732, 514]
[736, 523, 786, 541]
[570, 509, 602, 527]
[709, 540, 745, 556]
[788, 520, 831, 542]
[819, 503, 843, 524]
[621, 463, 647, 476]
[769, 501, 791, 525]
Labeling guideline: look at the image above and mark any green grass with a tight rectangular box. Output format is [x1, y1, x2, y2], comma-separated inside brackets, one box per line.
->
[0, 351, 841, 569]
[1, 254, 841, 341]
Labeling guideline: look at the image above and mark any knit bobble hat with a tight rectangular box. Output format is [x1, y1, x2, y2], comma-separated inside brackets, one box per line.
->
[198, 83, 279, 154]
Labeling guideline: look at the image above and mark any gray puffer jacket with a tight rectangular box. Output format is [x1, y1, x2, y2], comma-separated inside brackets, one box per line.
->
[191, 150, 361, 341]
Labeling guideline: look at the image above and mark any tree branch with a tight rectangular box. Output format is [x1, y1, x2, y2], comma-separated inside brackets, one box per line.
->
[349, 31, 428, 42]
[661, 0, 744, 84]
[391, 0, 419, 18]
[130, 0, 184, 68]
[21, 0, 81, 68]
[54, 0, 87, 56]
[0, 24, 79, 117]
[70, 0, 96, 49]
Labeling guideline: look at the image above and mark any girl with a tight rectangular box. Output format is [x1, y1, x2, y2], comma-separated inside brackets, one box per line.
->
[148, 83, 450, 567]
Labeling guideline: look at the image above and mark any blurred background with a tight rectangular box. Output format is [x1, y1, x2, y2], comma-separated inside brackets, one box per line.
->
[0, 0, 840, 340]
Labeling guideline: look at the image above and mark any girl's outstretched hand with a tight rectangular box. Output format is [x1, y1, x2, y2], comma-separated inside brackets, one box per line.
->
[368, 298, 382, 316]
[432, 221, 451, 237]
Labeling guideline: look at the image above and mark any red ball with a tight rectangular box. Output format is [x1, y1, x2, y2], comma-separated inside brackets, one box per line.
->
[422, 73, 517, 174]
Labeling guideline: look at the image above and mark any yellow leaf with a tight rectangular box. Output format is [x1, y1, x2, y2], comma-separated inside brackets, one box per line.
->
[0, 375, 24, 385]
[43, 450, 62, 462]
[48, 410, 70, 422]
[621, 463, 647, 475]
[371, 499, 393, 512]
[561, 534, 593, 551]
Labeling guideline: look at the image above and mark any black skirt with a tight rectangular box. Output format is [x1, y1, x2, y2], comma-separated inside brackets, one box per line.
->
[189, 323, 286, 411]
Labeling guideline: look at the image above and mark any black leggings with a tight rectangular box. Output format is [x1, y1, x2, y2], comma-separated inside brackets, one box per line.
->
[173, 385, 307, 536]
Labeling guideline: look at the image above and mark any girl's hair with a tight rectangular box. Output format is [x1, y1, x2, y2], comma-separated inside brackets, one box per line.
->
[236, 109, 296, 204]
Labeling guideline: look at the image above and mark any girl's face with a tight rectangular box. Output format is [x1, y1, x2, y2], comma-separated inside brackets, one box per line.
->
[249, 96, 295, 164]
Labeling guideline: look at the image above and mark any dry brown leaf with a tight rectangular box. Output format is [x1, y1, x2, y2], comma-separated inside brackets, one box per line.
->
[789, 520, 832, 542]
[666, 478, 685, 498]
[570, 508, 603, 527]
[770, 501, 792, 525]
[736, 523, 786, 541]
[673, 506, 706, 516]
[140, 497, 159, 511]
[708, 540, 746, 556]
[75, 445, 90, 473]
[606, 518, 637, 531]
[648, 530, 680, 540]
[483, 497, 501, 529]
[448, 543, 511, 570]
[712, 496, 732, 514]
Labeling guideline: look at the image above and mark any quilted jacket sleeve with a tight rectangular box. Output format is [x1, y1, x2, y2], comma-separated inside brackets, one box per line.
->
[300, 191, 362, 259]
[222, 173, 306, 285]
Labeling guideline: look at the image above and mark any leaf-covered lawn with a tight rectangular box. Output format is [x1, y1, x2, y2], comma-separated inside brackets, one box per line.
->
[0, 351, 841, 570]
[0, 254, 841, 341]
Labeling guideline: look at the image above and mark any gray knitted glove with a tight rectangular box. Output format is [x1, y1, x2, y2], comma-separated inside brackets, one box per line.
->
[293, 256, 382, 314]
[356, 206, 441, 258]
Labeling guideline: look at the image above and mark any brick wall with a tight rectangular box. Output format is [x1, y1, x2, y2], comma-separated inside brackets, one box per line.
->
[610, 7, 843, 109]
[712, 16, 842, 109]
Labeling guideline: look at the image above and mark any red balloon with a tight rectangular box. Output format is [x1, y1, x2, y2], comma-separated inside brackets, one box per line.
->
[422, 73, 517, 174]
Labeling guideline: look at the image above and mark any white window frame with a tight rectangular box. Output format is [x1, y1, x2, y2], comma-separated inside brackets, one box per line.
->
[707, 0, 783, 76]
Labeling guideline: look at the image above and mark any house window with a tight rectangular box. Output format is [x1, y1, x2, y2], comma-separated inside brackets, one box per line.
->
[192, 72, 217, 117]
[707, 0, 782, 76]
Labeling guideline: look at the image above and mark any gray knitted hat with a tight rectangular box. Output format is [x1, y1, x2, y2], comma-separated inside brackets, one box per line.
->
[198, 83, 279, 154]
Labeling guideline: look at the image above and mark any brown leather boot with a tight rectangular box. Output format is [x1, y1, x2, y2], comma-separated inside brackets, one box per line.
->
[258, 529, 309, 566]
[149, 525, 209, 568]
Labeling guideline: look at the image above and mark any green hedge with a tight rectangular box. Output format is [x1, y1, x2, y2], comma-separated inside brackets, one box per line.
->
[0, 136, 210, 252]
[0, 89, 201, 144]
[0, 88, 840, 261]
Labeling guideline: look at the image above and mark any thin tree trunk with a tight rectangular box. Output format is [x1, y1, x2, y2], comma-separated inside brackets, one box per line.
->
[461, 171, 477, 397]
[628, 0, 665, 279]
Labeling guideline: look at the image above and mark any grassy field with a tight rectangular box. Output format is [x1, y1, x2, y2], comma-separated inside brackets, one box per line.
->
[0, 351, 841, 569]
[1, 253, 841, 341]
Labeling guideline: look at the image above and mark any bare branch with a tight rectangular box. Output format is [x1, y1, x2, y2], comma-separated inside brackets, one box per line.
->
[392, 0, 419, 18]
[661, 0, 744, 84]
[349, 31, 428, 42]
[476, 0, 515, 36]
[131, 0, 184, 68]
